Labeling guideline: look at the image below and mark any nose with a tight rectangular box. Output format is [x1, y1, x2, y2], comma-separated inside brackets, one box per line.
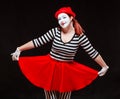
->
[61, 21, 65, 25]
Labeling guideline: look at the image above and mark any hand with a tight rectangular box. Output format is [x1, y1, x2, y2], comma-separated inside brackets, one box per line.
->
[98, 66, 109, 76]
[11, 48, 21, 61]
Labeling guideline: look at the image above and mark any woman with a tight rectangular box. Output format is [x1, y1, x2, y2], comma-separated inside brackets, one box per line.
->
[11, 6, 109, 99]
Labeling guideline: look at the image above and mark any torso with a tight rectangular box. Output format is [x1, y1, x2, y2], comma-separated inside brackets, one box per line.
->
[61, 31, 75, 43]
[33, 27, 99, 61]
[50, 29, 81, 61]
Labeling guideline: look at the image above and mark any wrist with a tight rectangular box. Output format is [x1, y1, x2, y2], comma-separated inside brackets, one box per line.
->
[17, 47, 21, 52]
[103, 65, 109, 69]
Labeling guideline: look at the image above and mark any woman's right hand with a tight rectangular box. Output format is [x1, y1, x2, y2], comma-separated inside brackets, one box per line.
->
[11, 48, 21, 61]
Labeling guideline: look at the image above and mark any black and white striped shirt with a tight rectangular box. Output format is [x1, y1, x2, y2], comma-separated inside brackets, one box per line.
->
[33, 27, 99, 61]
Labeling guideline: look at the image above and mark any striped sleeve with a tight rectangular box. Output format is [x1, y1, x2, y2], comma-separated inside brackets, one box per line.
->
[79, 34, 99, 59]
[32, 28, 57, 47]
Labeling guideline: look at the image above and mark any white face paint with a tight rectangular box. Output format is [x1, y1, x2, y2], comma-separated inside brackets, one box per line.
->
[57, 13, 71, 28]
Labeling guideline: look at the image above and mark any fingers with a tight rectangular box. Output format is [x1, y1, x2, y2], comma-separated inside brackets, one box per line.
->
[11, 54, 19, 61]
[11, 48, 21, 61]
[98, 66, 109, 76]
[98, 71, 106, 76]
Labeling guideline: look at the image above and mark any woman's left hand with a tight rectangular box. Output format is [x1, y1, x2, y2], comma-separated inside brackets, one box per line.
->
[98, 66, 109, 76]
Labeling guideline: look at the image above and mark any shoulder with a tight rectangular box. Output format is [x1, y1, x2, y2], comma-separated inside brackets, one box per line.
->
[47, 27, 60, 37]
[79, 32, 89, 38]
[77, 32, 89, 42]
[75, 32, 85, 38]
[79, 32, 85, 37]
[48, 27, 60, 32]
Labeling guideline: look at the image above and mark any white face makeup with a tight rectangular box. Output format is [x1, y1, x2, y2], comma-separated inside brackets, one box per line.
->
[57, 13, 71, 28]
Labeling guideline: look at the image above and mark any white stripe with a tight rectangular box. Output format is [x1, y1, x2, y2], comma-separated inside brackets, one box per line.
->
[88, 49, 95, 55]
[82, 43, 91, 49]
[81, 40, 90, 46]
[38, 37, 44, 45]
[44, 34, 50, 42]
[85, 46, 93, 52]
[41, 36, 47, 43]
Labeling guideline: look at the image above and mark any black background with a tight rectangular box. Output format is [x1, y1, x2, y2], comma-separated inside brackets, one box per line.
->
[0, 0, 120, 99]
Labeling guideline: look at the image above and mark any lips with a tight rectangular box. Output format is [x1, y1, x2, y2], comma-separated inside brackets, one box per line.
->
[61, 22, 65, 26]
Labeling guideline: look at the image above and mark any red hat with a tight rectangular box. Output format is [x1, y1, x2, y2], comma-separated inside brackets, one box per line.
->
[55, 6, 76, 19]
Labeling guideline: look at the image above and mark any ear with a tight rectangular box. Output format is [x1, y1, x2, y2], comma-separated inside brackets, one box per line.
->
[70, 16, 74, 21]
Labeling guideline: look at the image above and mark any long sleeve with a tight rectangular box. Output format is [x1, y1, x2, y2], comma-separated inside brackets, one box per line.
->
[79, 34, 99, 59]
[32, 28, 57, 47]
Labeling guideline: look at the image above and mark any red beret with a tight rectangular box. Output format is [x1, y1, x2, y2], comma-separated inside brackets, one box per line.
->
[55, 6, 76, 19]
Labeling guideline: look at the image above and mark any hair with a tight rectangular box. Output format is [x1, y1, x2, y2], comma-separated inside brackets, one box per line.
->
[72, 18, 85, 35]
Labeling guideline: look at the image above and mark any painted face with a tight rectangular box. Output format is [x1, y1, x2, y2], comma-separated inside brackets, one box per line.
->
[57, 13, 71, 28]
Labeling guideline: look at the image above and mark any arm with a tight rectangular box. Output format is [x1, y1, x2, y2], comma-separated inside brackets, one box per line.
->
[17, 41, 35, 52]
[11, 27, 57, 61]
[18, 27, 57, 51]
[11, 41, 35, 61]
[94, 54, 108, 67]
[94, 54, 109, 76]
[79, 34, 109, 76]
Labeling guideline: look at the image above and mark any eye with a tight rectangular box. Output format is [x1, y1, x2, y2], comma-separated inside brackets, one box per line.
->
[63, 16, 66, 19]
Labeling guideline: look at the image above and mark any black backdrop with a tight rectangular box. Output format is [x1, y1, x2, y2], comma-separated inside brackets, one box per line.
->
[0, 0, 120, 99]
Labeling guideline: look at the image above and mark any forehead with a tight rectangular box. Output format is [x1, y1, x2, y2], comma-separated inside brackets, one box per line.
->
[58, 13, 69, 18]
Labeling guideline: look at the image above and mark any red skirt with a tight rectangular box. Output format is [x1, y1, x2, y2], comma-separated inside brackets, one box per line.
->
[18, 54, 98, 92]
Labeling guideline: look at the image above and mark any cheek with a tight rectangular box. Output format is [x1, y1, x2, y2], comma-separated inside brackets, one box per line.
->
[58, 21, 61, 25]
[66, 18, 71, 23]
[58, 20, 62, 25]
